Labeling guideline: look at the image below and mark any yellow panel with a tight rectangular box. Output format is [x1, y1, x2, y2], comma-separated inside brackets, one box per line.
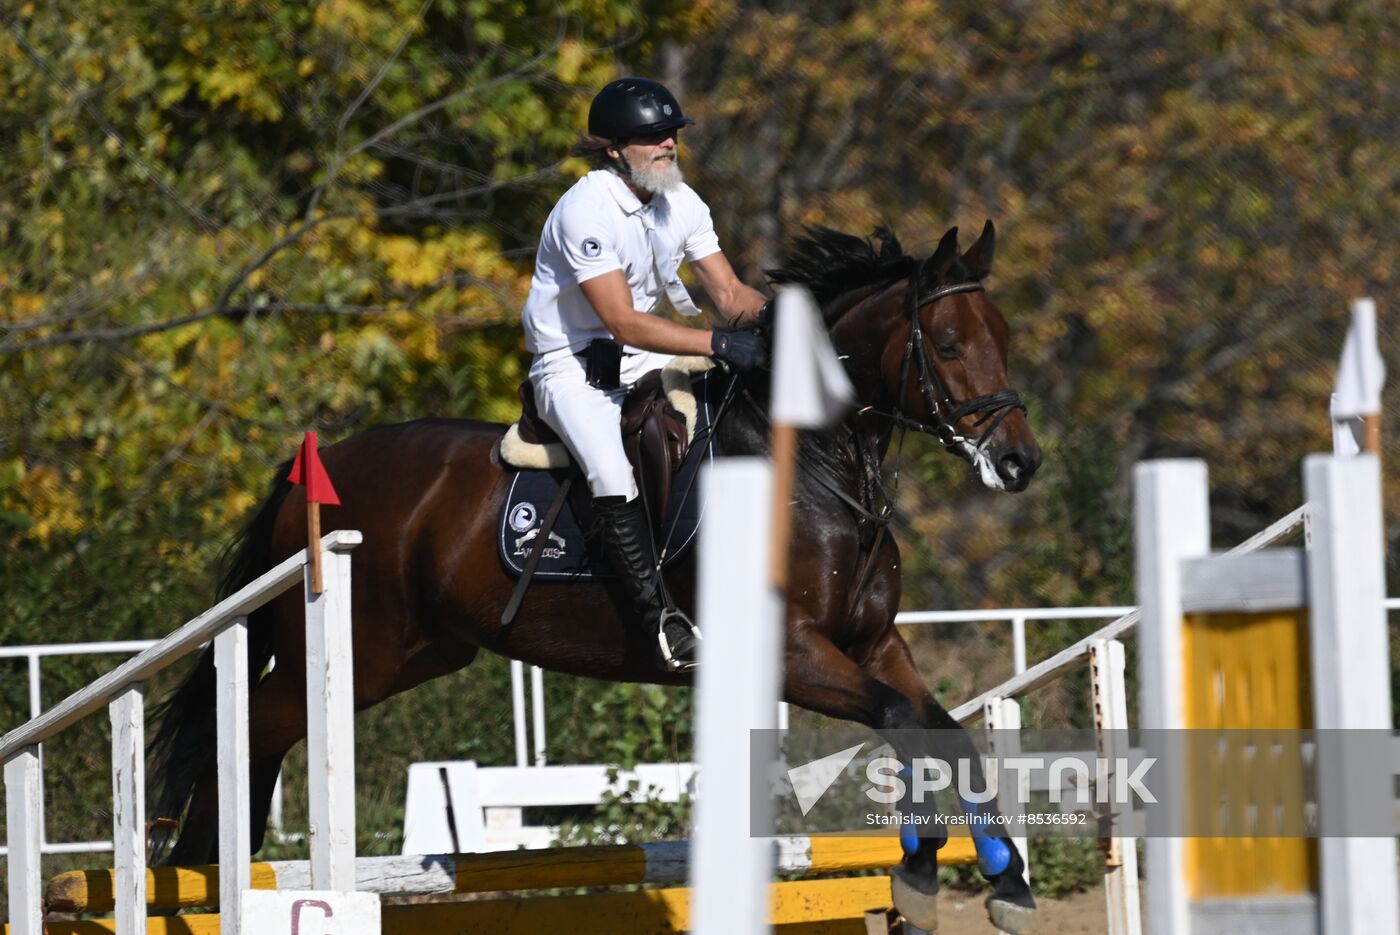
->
[1182, 611, 1317, 899]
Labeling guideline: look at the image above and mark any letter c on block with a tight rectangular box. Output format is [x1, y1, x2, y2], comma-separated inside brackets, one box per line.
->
[291, 898, 335, 935]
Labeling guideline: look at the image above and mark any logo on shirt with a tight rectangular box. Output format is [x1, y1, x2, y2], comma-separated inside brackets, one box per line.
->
[581, 237, 602, 258]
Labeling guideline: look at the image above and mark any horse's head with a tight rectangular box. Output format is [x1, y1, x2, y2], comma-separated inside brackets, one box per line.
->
[826, 222, 1041, 492]
[765, 222, 1040, 491]
[891, 221, 1040, 490]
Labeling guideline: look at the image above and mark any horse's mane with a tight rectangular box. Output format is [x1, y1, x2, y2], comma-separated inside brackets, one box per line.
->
[764, 225, 982, 317]
[765, 226, 917, 307]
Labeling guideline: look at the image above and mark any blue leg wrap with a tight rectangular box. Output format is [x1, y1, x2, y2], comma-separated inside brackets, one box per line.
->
[974, 835, 1011, 876]
[896, 765, 920, 855]
[960, 798, 1012, 876]
[899, 818, 921, 856]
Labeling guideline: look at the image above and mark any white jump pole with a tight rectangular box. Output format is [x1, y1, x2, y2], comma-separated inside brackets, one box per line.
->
[1304, 455, 1398, 933]
[216, 617, 252, 934]
[110, 684, 145, 935]
[692, 457, 781, 935]
[1135, 459, 1209, 935]
[5, 747, 42, 935]
[304, 540, 359, 890]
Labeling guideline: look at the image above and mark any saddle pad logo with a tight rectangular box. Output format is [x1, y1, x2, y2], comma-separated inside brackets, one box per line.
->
[514, 528, 567, 560]
[508, 502, 537, 533]
[581, 237, 602, 258]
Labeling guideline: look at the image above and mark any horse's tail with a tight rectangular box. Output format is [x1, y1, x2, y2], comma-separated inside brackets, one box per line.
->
[148, 460, 294, 860]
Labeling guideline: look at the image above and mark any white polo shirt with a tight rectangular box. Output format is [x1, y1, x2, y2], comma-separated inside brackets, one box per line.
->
[521, 169, 722, 354]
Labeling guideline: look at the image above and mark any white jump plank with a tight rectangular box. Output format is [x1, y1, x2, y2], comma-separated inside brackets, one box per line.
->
[6, 747, 43, 935]
[216, 618, 251, 935]
[110, 685, 146, 935]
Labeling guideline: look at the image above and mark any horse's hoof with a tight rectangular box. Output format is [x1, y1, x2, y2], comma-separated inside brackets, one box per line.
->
[987, 894, 1037, 934]
[890, 864, 938, 931]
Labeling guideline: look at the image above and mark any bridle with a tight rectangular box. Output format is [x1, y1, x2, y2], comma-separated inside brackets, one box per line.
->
[867, 255, 1027, 454]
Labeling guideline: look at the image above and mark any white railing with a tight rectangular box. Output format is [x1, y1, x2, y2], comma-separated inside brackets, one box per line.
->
[0, 641, 158, 857]
[950, 503, 1312, 724]
[0, 530, 362, 935]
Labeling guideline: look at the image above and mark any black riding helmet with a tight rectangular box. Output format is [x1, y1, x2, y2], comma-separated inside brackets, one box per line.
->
[588, 77, 694, 139]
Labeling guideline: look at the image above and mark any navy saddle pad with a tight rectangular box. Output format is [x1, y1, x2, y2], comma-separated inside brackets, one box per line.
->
[497, 370, 719, 580]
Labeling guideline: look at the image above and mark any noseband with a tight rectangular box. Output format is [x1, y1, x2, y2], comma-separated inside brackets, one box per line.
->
[887, 256, 1027, 453]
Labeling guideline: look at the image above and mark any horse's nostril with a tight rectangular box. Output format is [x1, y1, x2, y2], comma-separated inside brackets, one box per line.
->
[998, 453, 1026, 481]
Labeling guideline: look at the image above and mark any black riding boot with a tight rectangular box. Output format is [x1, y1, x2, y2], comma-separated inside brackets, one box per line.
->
[594, 495, 701, 671]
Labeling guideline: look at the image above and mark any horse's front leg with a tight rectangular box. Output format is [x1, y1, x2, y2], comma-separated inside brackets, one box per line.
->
[861, 626, 1036, 935]
[782, 632, 957, 930]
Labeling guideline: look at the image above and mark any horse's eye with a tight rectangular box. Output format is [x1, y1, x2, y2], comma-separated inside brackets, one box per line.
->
[936, 343, 960, 360]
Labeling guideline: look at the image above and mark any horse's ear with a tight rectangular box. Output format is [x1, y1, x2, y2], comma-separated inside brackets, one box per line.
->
[962, 219, 995, 278]
[929, 226, 960, 277]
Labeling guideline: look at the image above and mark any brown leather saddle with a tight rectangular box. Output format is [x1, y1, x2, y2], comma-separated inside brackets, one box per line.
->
[512, 370, 689, 533]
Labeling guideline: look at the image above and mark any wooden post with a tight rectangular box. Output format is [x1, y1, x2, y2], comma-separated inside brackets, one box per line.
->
[767, 423, 799, 592]
[308, 501, 324, 594]
[1363, 413, 1382, 455]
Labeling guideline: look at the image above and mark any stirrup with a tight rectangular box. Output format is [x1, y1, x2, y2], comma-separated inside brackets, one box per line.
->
[657, 608, 702, 672]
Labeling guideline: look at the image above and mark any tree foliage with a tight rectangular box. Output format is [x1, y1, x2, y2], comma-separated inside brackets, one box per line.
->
[687, 0, 1400, 616]
[0, 0, 708, 643]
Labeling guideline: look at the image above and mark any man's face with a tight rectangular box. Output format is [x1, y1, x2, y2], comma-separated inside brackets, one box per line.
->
[614, 130, 682, 195]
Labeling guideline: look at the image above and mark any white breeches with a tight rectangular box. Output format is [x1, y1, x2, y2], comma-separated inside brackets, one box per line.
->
[529, 346, 675, 500]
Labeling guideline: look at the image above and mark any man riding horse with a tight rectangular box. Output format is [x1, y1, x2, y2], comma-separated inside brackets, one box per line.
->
[151, 75, 1044, 934]
[523, 76, 767, 670]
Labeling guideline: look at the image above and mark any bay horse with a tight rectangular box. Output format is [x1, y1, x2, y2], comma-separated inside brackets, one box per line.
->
[150, 221, 1042, 932]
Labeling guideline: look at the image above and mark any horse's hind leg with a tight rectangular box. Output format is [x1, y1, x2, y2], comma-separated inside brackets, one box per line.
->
[244, 664, 312, 854]
[158, 665, 307, 867]
[861, 628, 1036, 934]
[163, 775, 220, 867]
[241, 638, 479, 854]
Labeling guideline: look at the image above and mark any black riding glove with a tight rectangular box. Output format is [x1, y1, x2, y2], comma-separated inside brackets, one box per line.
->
[710, 329, 766, 371]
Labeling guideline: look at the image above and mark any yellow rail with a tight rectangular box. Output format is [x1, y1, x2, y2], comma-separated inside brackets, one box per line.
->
[45, 835, 978, 913]
[15, 876, 907, 934]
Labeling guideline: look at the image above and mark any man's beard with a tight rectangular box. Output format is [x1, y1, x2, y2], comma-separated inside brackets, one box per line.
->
[625, 152, 683, 194]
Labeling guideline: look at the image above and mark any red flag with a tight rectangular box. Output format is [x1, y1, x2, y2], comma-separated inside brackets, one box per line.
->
[288, 431, 341, 506]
